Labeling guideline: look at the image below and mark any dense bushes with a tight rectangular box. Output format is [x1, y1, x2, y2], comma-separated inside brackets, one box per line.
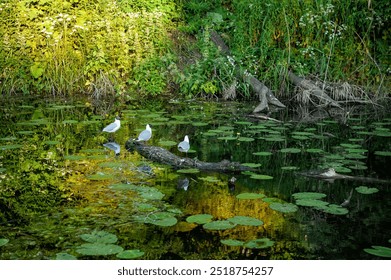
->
[0, 0, 389, 97]
[0, 0, 179, 96]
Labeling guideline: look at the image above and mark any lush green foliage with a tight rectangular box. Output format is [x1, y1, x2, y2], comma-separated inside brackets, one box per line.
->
[178, 0, 390, 97]
[0, 0, 178, 96]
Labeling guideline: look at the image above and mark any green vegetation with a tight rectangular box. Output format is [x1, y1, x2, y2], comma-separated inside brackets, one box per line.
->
[1, 0, 389, 97]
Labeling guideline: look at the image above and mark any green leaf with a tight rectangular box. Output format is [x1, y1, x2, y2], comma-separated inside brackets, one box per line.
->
[117, 250, 145, 259]
[292, 192, 327, 200]
[221, 239, 244, 246]
[355, 186, 379, 195]
[269, 202, 298, 213]
[364, 246, 391, 258]
[244, 238, 274, 249]
[295, 199, 329, 208]
[30, 62, 44, 78]
[186, 214, 213, 224]
[76, 243, 123, 256]
[236, 192, 265, 200]
[203, 220, 236, 231]
[322, 204, 349, 215]
[0, 238, 9, 247]
[56, 253, 77, 260]
[177, 168, 200, 174]
[249, 174, 273, 180]
[80, 230, 118, 244]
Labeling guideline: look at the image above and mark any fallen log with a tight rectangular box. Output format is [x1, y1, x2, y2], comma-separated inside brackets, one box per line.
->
[297, 168, 390, 185]
[210, 30, 285, 113]
[125, 139, 253, 173]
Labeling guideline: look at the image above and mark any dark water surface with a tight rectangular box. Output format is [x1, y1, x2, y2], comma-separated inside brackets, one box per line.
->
[0, 97, 390, 260]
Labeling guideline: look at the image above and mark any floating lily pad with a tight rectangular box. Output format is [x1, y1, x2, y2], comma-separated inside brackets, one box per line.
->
[80, 230, 118, 244]
[237, 137, 254, 142]
[322, 204, 349, 215]
[306, 148, 324, 154]
[374, 151, 391, 156]
[109, 183, 140, 191]
[262, 197, 285, 203]
[177, 168, 200, 174]
[269, 202, 298, 213]
[236, 193, 265, 200]
[227, 216, 263, 226]
[139, 188, 165, 200]
[221, 239, 245, 246]
[192, 122, 209, 127]
[292, 192, 327, 200]
[76, 243, 123, 256]
[0, 238, 9, 247]
[218, 136, 237, 141]
[244, 238, 274, 249]
[117, 250, 145, 259]
[250, 174, 273, 180]
[355, 186, 379, 195]
[203, 220, 236, 231]
[0, 136, 17, 141]
[364, 246, 391, 258]
[146, 212, 177, 227]
[0, 144, 22, 150]
[186, 214, 213, 224]
[253, 151, 273, 156]
[235, 121, 252, 125]
[135, 203, 157, 212]
[280, 148, 301, 153]
[295, 199, 329, 208]
[56, 252, 77, 260]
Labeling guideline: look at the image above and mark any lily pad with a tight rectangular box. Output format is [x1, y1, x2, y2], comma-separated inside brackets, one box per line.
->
[221, 239, 245, 246]
[242, 163, 262, 168]
[364, 246, 391, 258]
[56, 253, 77, 260]
[117, 250, 145, 259]
[292, 192, 327, 200]
[203, 220, 236, 231]
[244, 238, 274, 249]
[186, 214, 213, 224]
[250, 174, 273, 180]
[76, 243, 123, 256]
[0, 238, 9, 247]
[237, 137, 254, 142]
[227, 216, 263, 226]
[322, 204, 349, 215]
[200, 176, 220, 183]
[80, 230, 118, 244]
[236, 192, 265, 200]
[280, 148, 301, 153]
[374, 151, 391, 157]
[269, 202, 298, 213]
[139, 188, 165, 200]
[253, 151, 273, 156]
[295, 199, 329, 208]
[146, 212, 178, 227]
[355, 186, 379, 195]
[306, 148, 324, 154]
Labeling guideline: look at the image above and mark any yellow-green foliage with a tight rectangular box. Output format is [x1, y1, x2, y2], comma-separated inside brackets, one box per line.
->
[0, 0, 178, 96]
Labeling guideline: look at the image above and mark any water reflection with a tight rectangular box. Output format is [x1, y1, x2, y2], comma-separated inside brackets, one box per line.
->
[177, 177, 189, 191]
[103, 142, 120, 156]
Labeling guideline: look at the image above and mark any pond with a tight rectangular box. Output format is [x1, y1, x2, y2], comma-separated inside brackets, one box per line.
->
[0, 97, 390, 260]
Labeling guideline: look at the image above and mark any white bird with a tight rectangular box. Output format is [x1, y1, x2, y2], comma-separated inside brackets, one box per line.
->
[103, 142, 120, 156]
[102, 116, 121, 133]
[178, 135, 190, 153]
[136, 124, 152, 142]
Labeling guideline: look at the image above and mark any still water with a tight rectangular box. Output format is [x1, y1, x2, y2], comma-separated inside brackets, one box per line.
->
[0, 97, 390, 260]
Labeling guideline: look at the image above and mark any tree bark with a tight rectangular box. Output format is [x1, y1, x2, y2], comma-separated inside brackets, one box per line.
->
[125, 139, 253, 173]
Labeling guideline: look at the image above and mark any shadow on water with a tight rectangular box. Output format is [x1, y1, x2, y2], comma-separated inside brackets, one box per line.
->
[0, 97, 390, 259]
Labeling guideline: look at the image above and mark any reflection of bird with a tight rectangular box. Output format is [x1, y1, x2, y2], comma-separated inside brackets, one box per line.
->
[177, 177, 189, 191]
[178, 135, 190, 154]
[102, 116, 121, 133]
[103, 142, 120, 156]
[228, 177, 236, 192]
[136, 124, 152, 142]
